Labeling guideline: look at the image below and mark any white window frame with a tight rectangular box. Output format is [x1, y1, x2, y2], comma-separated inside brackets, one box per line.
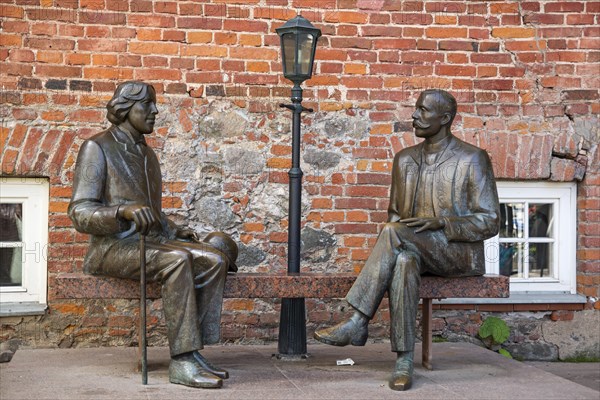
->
[485, 181, 577, 294]
[0, 177, 49, 307]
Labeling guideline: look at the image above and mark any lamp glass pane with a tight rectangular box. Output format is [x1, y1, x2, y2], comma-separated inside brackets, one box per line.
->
[298, 33, 314, 75]
[282, 33, 296, 76]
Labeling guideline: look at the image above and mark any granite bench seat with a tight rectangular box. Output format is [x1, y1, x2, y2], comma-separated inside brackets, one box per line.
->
[52, 272, 509, 370]
[52, 272, 508, 300]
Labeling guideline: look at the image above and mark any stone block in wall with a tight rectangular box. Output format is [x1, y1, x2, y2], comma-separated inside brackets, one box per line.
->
[504, 342, 559, 361]
[542, 310, 600, 360]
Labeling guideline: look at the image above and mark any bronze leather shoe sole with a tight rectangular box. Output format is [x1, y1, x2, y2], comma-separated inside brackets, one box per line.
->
[193, 351, 229, 380]
[313, 319, 368, 346]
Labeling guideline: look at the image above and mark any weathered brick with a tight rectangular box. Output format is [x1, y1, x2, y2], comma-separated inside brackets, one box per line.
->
[135, 68, 182, 81]
[182, 45, 228, 58]
[545, 2, 585, 12]
[36, 65, 81, 78]
[66, 53, 91, 66]
[26, 37, 75, 50]
[26, 8, 76, 22]
[129, 41, 179, 55]
[373, 38, 416, 50]
[79, 11, 126, 25]
[0, 34, 24, 48]
[223, 19, 268, 32]
[331, 37, 372, 49]
[324, 11, 368, 24]
[83, 67, 133, 80]
[562, 90, 599, 101]
[346, 186, 388, 197]
[436, 65, 476, 76]
[129, 15, 175, 28]
[471, 53, 513, 64]
[426, 27, 468, 38]
[230, 47, 278, 60]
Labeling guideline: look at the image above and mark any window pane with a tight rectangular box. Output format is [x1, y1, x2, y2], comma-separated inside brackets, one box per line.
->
[0, 204, 22, 242]
[0, 247, 22, 286]
[500, 203, 525, 238]
[529, 203, 553, 238]
[0, 204, 23, 286]
[499, 242, 524, 277]
[529, 243, 553, 278]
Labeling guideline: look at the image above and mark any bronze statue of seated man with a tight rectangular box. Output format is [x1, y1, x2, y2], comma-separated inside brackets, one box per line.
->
[68, 81, 238, 389]
[314, 89, 500, 391]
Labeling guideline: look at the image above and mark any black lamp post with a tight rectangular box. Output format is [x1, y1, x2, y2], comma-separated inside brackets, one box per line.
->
[276, 15, 321, 357]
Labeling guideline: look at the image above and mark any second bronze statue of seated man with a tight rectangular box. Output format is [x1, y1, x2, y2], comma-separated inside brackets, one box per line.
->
[68, 81, 238, 389]
[314, 89, 500, 391]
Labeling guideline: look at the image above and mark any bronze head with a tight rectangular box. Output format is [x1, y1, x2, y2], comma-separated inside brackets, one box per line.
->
[107, 81, 158, 136]
[412, 89, 457, 140]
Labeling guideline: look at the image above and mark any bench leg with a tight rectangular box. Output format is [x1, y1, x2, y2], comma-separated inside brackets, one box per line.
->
[421, 298, 433, 370]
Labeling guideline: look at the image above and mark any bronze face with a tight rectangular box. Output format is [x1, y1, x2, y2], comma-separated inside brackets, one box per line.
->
[126, 86, 158, 135]
[411, 92, 450, 139]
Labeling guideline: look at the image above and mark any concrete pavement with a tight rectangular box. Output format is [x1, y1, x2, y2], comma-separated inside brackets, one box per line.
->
[1, 342, 598, 400]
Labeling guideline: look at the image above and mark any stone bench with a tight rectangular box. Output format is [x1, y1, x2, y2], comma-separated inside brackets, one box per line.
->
[52, 272, 509, 369]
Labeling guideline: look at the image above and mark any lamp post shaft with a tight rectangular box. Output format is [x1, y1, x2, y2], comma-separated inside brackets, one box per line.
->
[288, 84, 303, 273]
[278, 84, 308, 357]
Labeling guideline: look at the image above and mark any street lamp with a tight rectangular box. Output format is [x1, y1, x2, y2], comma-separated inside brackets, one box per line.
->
[276, 15, 321, 358]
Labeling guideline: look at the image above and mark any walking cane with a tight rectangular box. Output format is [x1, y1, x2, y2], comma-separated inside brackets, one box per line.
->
[140, 233, 148, 385]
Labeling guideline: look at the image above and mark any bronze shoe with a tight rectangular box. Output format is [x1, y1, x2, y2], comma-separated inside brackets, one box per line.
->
[169, 356, 223, 389]
[314, 319, 368, 346]
[193, 351, 229, 379]
[389, 351, 414, 391]
[389, 372, 412, 391]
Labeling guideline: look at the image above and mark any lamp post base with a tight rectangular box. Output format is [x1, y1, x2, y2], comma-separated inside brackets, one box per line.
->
[274, 353, 310, 361]
[277, 297, 308, 357]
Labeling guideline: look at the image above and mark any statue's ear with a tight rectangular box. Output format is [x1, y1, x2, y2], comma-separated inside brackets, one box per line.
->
[441, 113, 452, 126]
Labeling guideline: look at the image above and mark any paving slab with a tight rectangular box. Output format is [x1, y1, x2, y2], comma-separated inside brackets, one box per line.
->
[1, 342, 599, 400]
[525, 361, 600, 392]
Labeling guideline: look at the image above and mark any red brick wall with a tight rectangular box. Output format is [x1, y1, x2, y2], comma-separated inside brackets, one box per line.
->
[1, 1, 598, 348]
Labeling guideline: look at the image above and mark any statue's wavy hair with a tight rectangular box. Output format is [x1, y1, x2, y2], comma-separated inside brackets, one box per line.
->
[106, 81, 154, 125]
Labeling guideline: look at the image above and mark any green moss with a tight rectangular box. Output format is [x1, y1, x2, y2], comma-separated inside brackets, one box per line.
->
[561, 355, 600, 363]
[432, 336, 448, 343]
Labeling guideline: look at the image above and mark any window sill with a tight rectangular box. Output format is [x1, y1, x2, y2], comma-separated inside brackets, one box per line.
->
[0, 302, 47, 317]
[434, 292, 587, 305]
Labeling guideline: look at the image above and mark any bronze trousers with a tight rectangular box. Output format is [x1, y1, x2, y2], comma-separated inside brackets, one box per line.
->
[346, 222, 482, 352]
[100, 235, 228, 357]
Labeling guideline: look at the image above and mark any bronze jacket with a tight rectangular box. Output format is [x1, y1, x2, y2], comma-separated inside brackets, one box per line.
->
[68, 126, 175, 274]
[387, 135, 500, 271]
